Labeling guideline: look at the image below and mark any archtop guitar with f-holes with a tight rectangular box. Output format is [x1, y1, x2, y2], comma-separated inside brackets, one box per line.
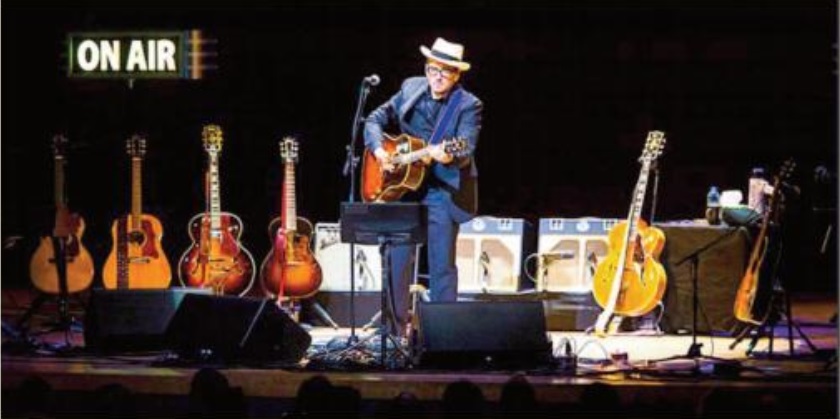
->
[178, 125, 256, 296]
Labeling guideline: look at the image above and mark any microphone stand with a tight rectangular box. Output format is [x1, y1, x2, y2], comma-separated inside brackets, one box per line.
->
[672, 226, 742, 359]
[341, 78, 375, 345]
[649, 160, 660, 224]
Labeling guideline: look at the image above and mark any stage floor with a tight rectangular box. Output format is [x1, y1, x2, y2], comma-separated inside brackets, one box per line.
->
[2, 288, 837, 417]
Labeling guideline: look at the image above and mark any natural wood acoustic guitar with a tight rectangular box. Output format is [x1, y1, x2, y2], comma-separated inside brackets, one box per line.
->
[733, 159, 795, 325]
[103, 135, 172, 289]
[29, 135, 95, 295]
[361, 133, 466, 202]
[591, 131, 668, 336]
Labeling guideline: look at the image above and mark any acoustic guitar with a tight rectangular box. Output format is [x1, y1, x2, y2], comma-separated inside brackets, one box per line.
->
[591, 131, 668, 336]
[361, 133, 466, 202]
[29, 135, 95, 295]
[733, 159, 795, 325]
[103, 135, 172, 289]
[259, 137, 323, 299]
[178, 125, 256, 296]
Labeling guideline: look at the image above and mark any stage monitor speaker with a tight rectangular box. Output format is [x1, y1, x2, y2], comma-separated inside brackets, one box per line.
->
[164, 294, 311, 363]
[535, 218, 619, 293]
[455, 217, 534, 294]
[314, 222, 383, 292]
[84, 287, 212, 353]
[416, 301, 552, 369]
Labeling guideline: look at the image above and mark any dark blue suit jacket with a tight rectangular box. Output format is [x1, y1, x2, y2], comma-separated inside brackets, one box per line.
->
[364, 76, 483, 221]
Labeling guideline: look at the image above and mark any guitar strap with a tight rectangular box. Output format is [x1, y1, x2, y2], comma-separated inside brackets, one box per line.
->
[428, 88, 464, 145]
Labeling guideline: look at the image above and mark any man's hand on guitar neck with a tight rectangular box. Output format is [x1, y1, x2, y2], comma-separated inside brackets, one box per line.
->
[427, 142, 454, 164]
[374, 147, 396, 173]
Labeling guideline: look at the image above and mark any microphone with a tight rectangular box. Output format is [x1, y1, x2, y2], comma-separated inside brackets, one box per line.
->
[363, 74, 380, 86]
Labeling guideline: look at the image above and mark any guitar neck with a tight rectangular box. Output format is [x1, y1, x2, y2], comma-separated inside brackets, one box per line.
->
[131, 157, 143, 230]
[54, 155, 66, 210]
[605, 158, 653, 313]
[52, 155, 72, 238]
[749, 175, 783, 260]
[393, 147, 432, 165]
[283, 160, 297, 231]
[624, 158, 653, 241]
[207, 152, 222, 232]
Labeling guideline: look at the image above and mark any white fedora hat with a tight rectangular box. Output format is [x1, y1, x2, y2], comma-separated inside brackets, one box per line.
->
[420, 37, 471, 72]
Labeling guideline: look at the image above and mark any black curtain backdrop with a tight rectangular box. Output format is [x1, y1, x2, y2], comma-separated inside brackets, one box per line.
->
[2, 1, 836, 293]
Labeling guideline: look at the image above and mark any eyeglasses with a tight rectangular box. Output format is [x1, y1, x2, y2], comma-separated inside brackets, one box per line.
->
[425, 64, 458, 79]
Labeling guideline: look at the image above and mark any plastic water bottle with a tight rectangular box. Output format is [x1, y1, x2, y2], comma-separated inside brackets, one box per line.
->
[748, 167, 767, 214]
[706, 186, 721, 225]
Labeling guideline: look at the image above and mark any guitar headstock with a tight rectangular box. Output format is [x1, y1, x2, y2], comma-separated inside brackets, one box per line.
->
[126, 135, 147, 158]
[279, 137, 299, 164]
[202, 125, 224, 154]
[777, 158, 796, 182]
[444, 138, 468, 157]
[640, 130, 666, 162]
[52, 134, 69, 158]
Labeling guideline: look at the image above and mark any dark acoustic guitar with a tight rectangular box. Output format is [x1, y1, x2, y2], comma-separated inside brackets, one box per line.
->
[361, 133, 466, 202]
[591, 131, 668, 336]
[178, 125, 256, 296]
[103, 135, 172, 289]
[733, 159, 795, 325]
[29, 135, 95, 295]
[260, 137, 323, 299]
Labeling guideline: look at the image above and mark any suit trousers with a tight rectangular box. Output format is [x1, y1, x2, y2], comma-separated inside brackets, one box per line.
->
[385, 188, 461, 336]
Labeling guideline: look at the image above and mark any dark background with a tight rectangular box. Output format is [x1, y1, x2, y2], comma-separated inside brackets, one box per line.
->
[3, 1, 837, 293]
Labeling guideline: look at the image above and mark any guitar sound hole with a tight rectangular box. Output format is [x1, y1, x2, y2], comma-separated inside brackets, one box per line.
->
[128, 231, 145, 245]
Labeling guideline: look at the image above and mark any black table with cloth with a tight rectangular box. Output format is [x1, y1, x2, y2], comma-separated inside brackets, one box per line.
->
[657, 223, 751, 335]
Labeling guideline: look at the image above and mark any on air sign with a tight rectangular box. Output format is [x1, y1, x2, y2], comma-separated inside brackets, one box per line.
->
[67, 31, 213, 79]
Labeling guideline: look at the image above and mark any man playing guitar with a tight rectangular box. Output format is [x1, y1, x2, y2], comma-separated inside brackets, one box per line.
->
[363, 37, 483, 338]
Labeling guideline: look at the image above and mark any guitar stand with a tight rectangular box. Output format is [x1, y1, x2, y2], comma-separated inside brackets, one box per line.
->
[15, 238, 85, 352]
[728, 219, 820, 358]
[729, 284, 818, 357]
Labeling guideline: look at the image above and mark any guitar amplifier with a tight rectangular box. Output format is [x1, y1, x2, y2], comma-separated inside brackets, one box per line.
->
[536, 217, 620, 293]
[456, 217, 534, 294]
[314, 223, 382, 292]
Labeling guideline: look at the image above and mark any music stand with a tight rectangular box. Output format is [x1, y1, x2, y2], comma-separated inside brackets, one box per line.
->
[340, 202, 427, 369]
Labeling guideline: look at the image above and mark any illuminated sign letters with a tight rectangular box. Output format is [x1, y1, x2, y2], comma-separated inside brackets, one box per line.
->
[75, 39, 178, 72]
[67, 31, 214, 79]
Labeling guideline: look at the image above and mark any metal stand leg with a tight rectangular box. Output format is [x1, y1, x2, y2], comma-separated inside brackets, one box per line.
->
[362, 311, 381, 331]
[310, 301, 340, 330]
[377, 239, 412, 369]
[779, 287, 818, 355]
